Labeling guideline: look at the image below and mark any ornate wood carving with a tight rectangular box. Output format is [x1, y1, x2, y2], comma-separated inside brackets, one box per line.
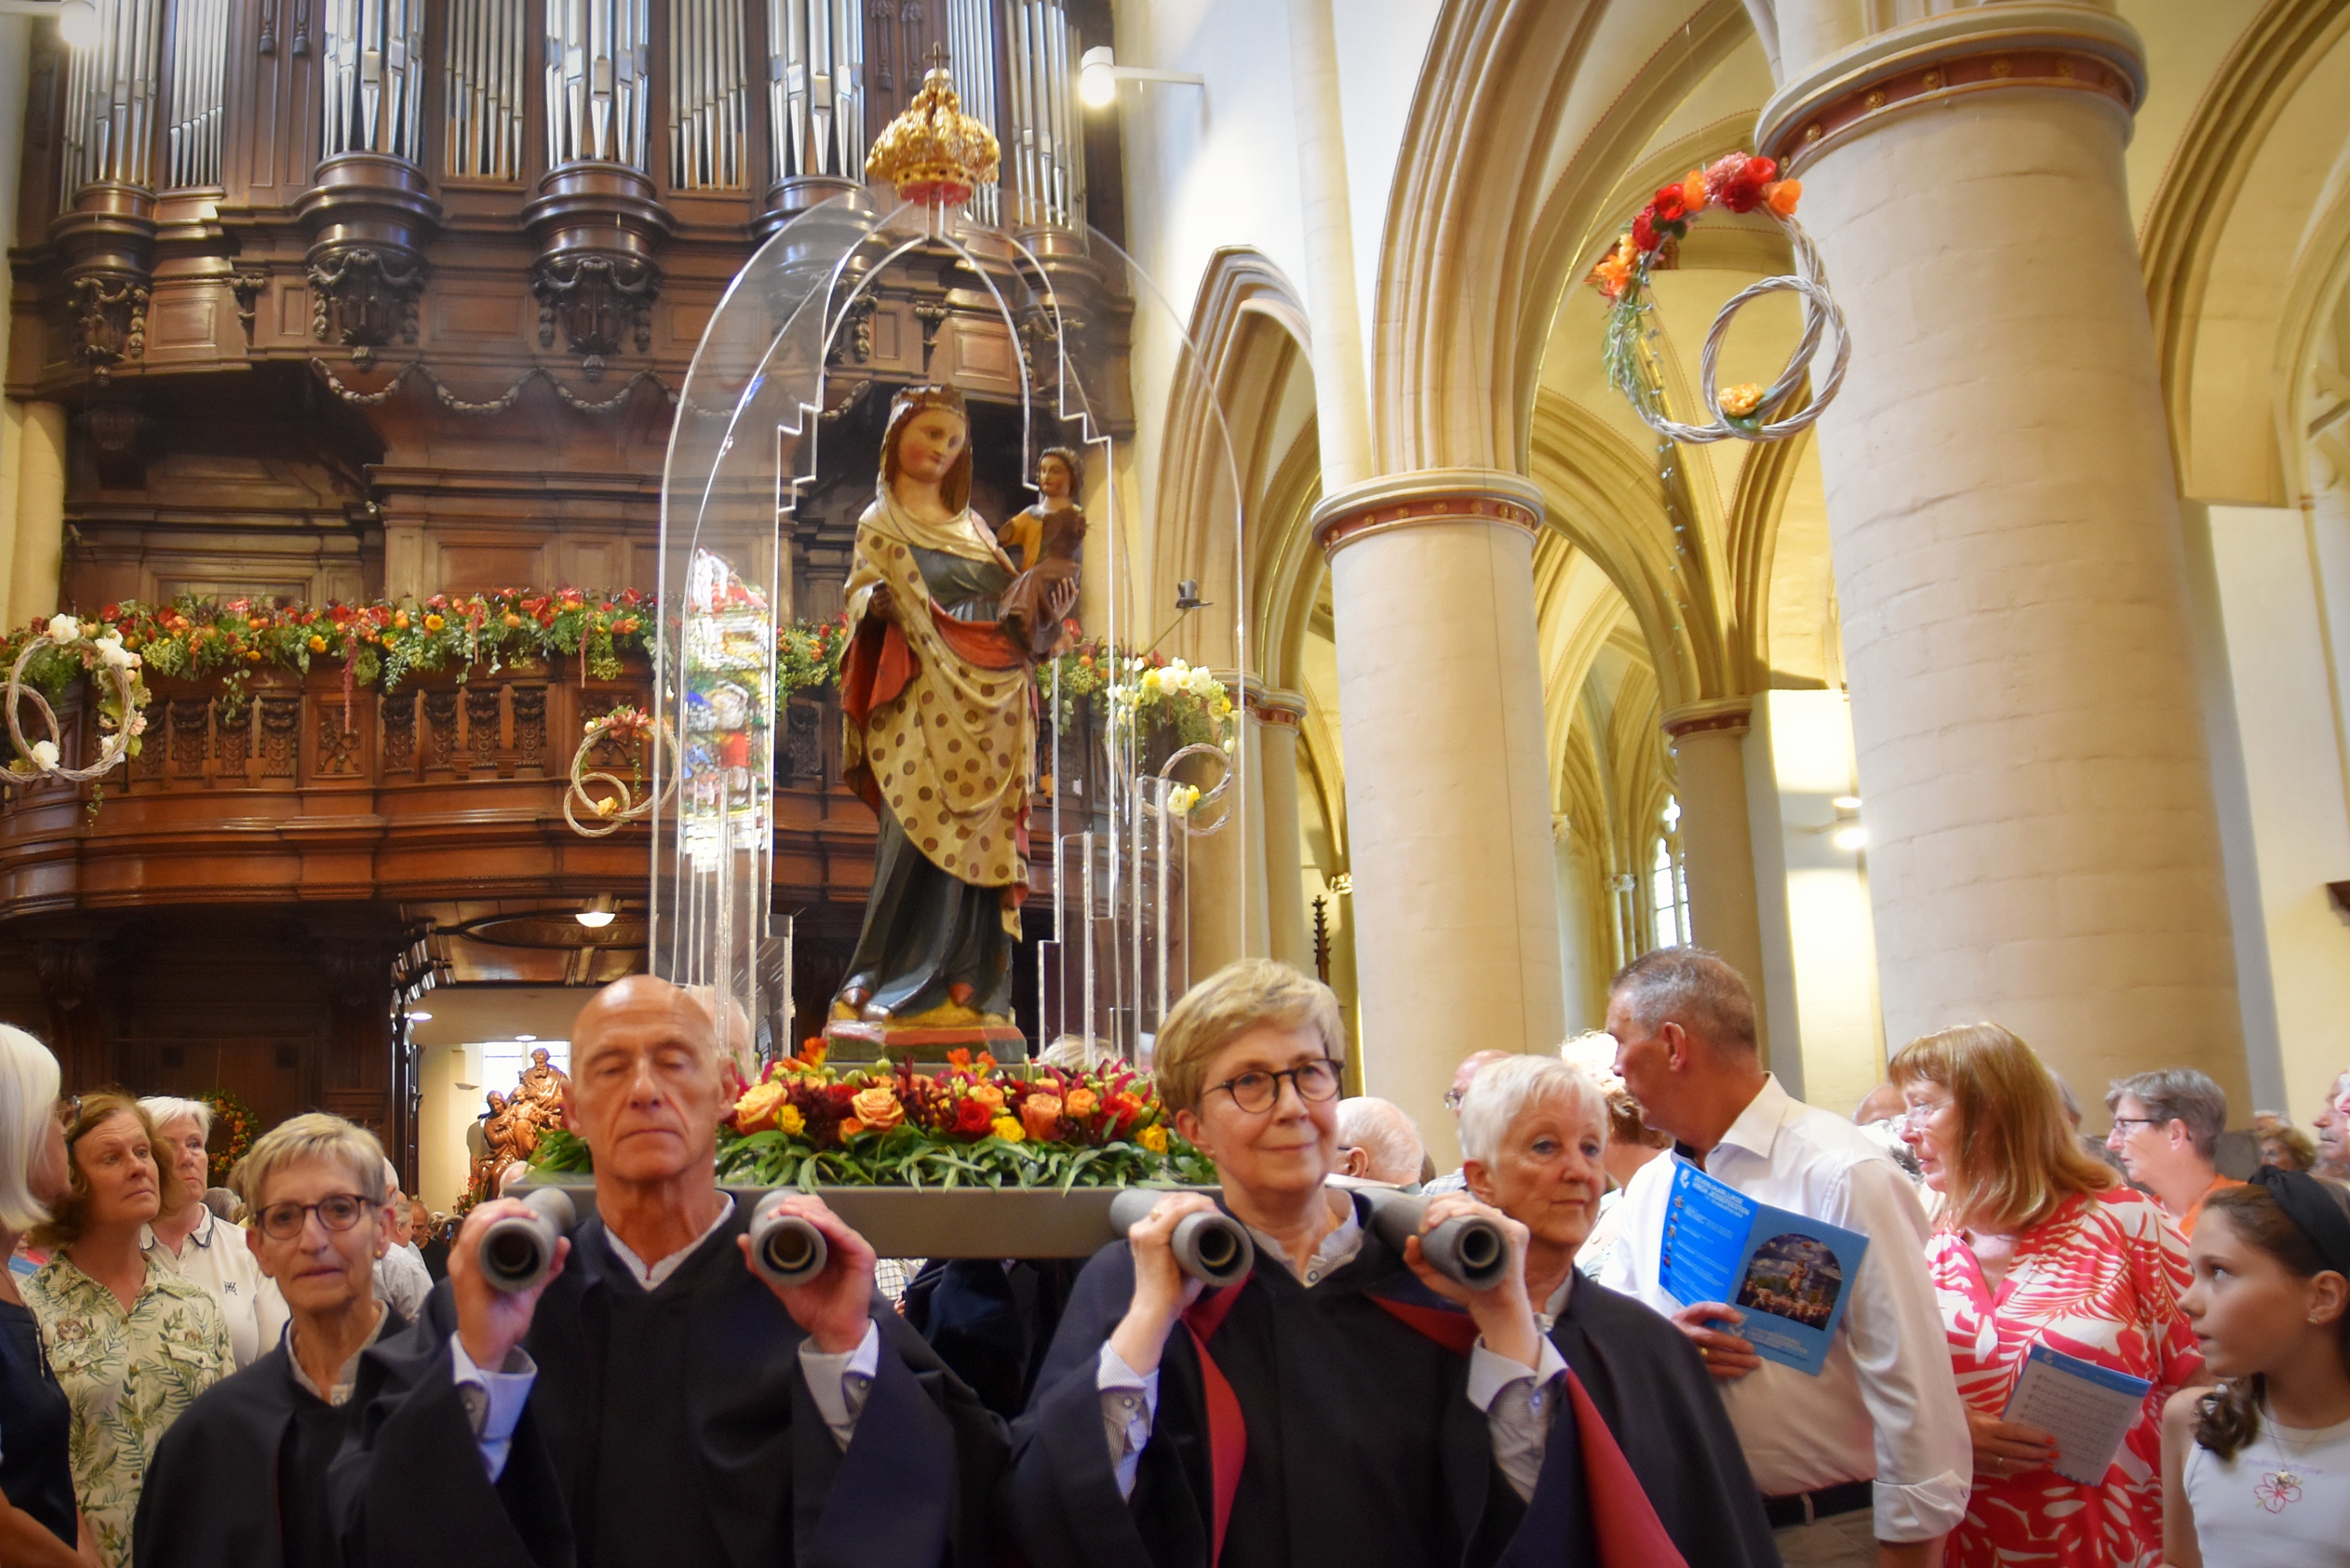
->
[465, 685, 502, 771]
[308, 248, 425, 367]
[422, 689, 459, 771]
[69, 276, 152, 378]
[532, 255, 661, 379]
[511, 685, 547, 769]
[259, 695, 302, 777]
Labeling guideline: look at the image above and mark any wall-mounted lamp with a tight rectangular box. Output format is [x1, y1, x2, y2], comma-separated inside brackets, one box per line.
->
[0, 0, 99, 47]
[1079, 46, 1206, 110]
[1830, 824, 1868, 852]
[1832, 795, 1862, 811]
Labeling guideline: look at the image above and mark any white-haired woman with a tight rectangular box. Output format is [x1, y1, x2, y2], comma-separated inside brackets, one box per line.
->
[0, 1028, 97, 1565]
[138, 1098, 285, 1369]
[1460, 1054, 1779, 1568]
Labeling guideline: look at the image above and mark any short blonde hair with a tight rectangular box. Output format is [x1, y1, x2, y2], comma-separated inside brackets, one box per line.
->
[1888, 1022, 2114, 1233]
[1154, 959, 1343, 1113]
[239, 1113, 388, 1215]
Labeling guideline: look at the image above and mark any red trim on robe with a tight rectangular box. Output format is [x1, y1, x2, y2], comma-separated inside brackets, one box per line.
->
[1370, 1295, 1690, 1568]
[926, 603, 1028, 669]
[839, 612, 915, 813]
[1179, 1281, 1250, 1566]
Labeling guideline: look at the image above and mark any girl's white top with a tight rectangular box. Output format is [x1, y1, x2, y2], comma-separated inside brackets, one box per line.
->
[2184, 1407, 2350, 1566]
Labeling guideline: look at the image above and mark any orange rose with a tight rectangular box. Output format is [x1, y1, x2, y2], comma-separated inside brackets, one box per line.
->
[1022, 1094, 1063, 1142]
[1763, 178, 1801, 217]
[850, 1084, 905, 1131]
[1064, 1087, 1098, 1118]
[1679, 167, 1709, 214]
[733, 1079, 788, 1133]
[969, 1083, 1006, 1113]
[838, 1117, 866, 1139]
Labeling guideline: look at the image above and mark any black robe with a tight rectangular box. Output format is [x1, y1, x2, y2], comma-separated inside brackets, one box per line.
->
[902, 1258, 1080, 1421]
[1007, 1193, 1681, 1568]
[329, 1204, 1003, 1568]
[133, 1313, 411, 1568]
[1547, 1275, 1782, 1568]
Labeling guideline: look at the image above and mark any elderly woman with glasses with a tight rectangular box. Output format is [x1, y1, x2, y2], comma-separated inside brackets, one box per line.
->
[1457, 1054, 1779, 1567]
[24, 1091, 230, 1567]
[135, 1113, 407, 1568]
[1008, 959, 1684, 1568]
[1893, 1024, 2201, 1568]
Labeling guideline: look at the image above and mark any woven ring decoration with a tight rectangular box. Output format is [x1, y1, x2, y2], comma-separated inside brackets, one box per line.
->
[1589, 153, 1847, 445]
[564, 710, 680, 836]
[1149, 741, 1235, 837]
[5, 633, 139, 786]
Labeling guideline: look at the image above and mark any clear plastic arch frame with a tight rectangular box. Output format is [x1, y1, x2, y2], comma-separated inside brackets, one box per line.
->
[652, 192, 1252, 1071]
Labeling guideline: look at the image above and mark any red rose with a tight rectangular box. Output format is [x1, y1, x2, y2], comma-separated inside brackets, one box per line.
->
[954, 1098, 993, 1137]
[1632, 210, 1661, 253]
[1649, 186, 1688, 225]
[1717, 155, 1777, 214]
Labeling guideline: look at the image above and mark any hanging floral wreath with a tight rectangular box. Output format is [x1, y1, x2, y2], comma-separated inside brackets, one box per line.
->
[201, 1089, 258, 1186]
[1584, 152, 1848, 444]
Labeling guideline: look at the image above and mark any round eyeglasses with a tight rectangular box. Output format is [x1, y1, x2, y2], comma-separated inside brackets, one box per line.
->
[1209, 1059, 1341, 1114]
[256, 1193, 375, 1241]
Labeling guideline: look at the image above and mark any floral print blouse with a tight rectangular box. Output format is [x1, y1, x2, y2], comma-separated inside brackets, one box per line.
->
[1924, 1187, 2202, 1568]
[23, 1252, 232, 1568]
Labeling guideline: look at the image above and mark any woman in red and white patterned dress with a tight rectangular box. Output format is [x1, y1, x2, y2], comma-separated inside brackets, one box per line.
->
[1892, 1023, 2202, 1568]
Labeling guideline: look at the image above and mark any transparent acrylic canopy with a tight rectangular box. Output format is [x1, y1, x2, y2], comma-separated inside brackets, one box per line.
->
[652, 190, 1251, 1070]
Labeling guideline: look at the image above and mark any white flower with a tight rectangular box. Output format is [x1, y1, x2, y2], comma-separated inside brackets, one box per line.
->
[46, 615, 79, 644]
[29, 740, 60, 769]
[95, 634, 135, 669]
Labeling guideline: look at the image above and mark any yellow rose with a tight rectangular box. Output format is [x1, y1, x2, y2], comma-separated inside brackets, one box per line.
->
[992, 1116, 1025, 1143]
[850, 1084, 905, 1131]
[423, 613, 446, 632]
[733, 1079, 788, 1134]
[1718, 382, 1766, 418]
[308, 634, 327, 652]
[1138, 1124, 1169, 1154]
[776, 1103, 805, 1137]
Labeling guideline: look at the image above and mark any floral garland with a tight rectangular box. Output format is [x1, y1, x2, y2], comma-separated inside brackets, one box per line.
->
[3, 614, 152, 782]
[201, 1088, 258, 1186]
[1586, 152, 1807, 430]
[528, 1042, 1215, 1190]
[1034, 642, 1234, 751]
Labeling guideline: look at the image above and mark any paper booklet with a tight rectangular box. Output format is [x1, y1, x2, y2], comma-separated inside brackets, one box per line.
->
[2000, 1343, 2154, 1486]
[1657, 1160, 1870, 1376]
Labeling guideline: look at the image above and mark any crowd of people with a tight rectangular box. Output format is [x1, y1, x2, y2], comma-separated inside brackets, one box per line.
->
[0, 952, 2337, 1567]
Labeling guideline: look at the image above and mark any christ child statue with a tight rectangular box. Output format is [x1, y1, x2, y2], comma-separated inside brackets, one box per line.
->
[995, 444, 1086, 659]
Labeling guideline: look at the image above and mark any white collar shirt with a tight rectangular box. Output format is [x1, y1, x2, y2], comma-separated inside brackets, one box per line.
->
[144, 1206, 291, 1370]
[1593, 1073, 1972, 1543]
[602, 1195, 738, 1291]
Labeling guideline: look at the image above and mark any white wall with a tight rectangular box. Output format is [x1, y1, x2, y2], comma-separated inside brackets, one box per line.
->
[2206, 504, 2350, 1123]
[411, 988, 598, 1210]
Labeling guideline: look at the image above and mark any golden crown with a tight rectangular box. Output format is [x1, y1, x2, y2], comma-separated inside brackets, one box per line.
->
[864, 52, 1002, 207]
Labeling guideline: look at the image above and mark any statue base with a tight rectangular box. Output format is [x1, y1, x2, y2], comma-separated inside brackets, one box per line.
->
[823, 1016, 1028, 1065]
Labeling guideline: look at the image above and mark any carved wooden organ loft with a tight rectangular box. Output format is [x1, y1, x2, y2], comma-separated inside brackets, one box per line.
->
[0, 0, 1130, 1154]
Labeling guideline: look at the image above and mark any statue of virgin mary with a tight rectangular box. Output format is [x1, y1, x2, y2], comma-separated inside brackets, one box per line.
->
[833, 385, 1059, 1028]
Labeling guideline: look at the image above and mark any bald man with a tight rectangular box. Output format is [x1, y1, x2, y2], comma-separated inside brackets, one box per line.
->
[1423, 1049, 1515, 1193]
[331, 977, 1001, 1567]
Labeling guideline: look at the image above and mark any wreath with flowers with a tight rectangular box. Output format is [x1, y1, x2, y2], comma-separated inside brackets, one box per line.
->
[200, 1089, 258, 1186]
[1584, 152, 1849, 444]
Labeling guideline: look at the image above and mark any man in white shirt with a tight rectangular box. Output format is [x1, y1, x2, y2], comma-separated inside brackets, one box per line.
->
[1595, 947, 1970, 1568]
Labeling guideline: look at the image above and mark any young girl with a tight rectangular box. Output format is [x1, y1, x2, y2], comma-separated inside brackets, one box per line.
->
[2162, 1170, 2350, 1566]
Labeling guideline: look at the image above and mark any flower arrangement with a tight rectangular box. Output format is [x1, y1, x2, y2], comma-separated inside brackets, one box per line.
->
[1035, 643, 1233, 751]
[527, 1041, 1217, 1191]
[3, 614, 152, 780]
[1586, 152, 1807, 436]
[200, 1088, 258, 1186]
[777, 614, 851, 696]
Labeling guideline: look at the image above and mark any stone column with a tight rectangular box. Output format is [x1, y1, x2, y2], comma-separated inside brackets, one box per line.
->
[1185, 672, 1271, 985]
[1250, 687, 1314, 971]
[1311, 470, 1565, 1163]
[9, 402, 68, 629]
[1663, 698, 1774, 1062]
[1754, 7, 2250, 1110]
[1287, 0, 1372, 489]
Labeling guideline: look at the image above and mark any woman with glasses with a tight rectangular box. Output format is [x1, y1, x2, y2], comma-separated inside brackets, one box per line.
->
[24, 1092, 230, 1567]
[134, 1113, 404, 1568]
[1892, 1024, 2201, 1568]
[1008, 958, 1683, 1568]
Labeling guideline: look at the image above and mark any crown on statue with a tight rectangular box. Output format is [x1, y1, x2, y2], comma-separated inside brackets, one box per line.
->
[864, 47, 1002, 207]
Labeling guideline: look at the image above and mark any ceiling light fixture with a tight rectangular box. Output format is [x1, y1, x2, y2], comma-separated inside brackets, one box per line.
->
[1079, 45, 1204, 111]
[1831, 824, 1868, 852]
[516, 1034, 537, 1043]
[408, 1010, 433, 1022]
[576, 893, 618, 929]
[0, 0, 99, 48]
[1832, 795, 1862, 811]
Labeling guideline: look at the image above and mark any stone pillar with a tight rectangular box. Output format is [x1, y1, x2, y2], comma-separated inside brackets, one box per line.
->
[1286, 0, 1372, 490]
[1250, 688, 1314, 972]
[1184, 673, 1271, 985]
[9, 402, 68, 629]
[1663, 698, 1774, 1064]
[1311, 470, 1564, 1164]
[1754, 7, 2250, 1111]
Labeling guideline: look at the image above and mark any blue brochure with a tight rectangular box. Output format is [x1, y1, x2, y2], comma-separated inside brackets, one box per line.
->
[1657, 1160, 1869, 1376]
